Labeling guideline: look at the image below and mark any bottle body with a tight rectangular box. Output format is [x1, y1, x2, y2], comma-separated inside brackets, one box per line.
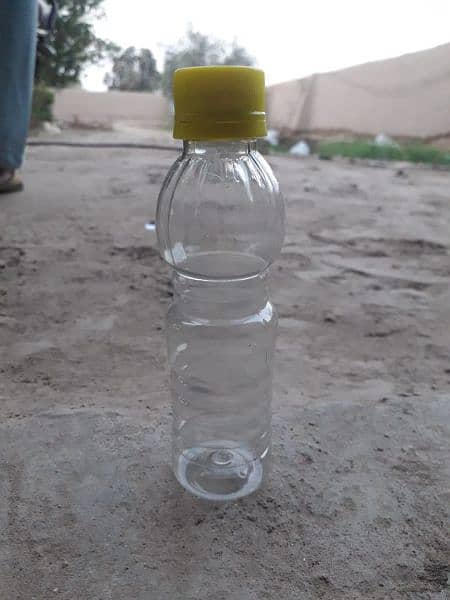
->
[168, 269, 277, 500]
[157, 141, 284, 500]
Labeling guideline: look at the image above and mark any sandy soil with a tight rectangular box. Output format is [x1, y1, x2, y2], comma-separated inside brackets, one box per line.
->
[0, 134, 449, 599]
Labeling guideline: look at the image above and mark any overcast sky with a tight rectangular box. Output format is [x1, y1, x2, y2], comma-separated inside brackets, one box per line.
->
[83, 0, 450, 90]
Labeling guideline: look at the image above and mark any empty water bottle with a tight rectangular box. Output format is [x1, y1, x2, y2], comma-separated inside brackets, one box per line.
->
[156, 66, 284, 500]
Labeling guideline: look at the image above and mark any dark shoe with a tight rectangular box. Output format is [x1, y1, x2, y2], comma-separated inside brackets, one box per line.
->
[0, 170, 24, 194]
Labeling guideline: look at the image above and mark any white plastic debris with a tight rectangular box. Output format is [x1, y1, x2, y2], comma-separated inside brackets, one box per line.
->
[289, 140, 310, 156]
[374, 133, 398, 147]
[42, 121, 62, 135]
[265, 129, 279, 146]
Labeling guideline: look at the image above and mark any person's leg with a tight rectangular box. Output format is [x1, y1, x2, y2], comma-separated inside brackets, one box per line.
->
[0, 0, 37, 190]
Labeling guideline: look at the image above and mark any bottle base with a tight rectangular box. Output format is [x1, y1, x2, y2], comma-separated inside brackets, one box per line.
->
[174, 444, 265, 501]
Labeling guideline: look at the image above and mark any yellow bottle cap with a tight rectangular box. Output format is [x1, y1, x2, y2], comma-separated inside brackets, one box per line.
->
[173, 66, 267, 140]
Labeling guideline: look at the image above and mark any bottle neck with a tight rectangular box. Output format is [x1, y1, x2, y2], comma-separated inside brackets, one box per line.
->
[182, 139, 257, 157]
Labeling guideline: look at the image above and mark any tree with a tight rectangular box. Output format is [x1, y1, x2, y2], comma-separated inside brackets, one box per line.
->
[37, 0, 119, 88]
[104, 47, 161, 92]
[222, 43, 255, 66]
[162, 29, 254, 97]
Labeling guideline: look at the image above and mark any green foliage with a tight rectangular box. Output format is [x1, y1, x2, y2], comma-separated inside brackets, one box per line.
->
[162, 28, 254, 97]
[317, 140, 450, 166]
[31, 84, 55, 127]
[104, 47, 161, 92]
[222, 43, 255, 66]
[37, 0, 119, 88]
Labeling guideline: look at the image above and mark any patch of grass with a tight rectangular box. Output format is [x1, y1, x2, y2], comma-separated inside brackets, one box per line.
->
[31, 84, 54, 128]
[317, 140, 450, 166]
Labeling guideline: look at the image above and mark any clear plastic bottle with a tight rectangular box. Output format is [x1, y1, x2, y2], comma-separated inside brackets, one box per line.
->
[156, 67, 284, 500]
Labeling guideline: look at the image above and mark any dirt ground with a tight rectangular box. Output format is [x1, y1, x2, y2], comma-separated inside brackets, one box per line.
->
[0, 133, 449, 599]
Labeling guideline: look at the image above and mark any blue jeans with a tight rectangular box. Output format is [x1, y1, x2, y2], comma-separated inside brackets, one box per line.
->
[0, 0, 36, 169]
